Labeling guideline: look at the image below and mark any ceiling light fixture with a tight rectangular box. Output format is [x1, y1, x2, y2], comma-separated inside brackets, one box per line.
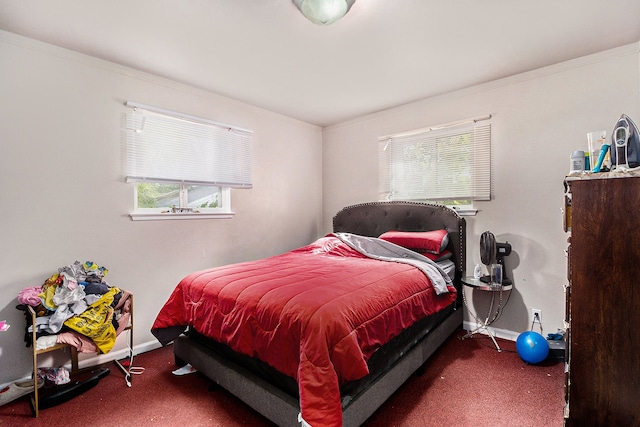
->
[293, 0, 355, 25]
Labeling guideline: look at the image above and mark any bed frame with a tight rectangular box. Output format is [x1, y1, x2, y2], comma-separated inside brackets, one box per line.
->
[173, 201, 466, 426]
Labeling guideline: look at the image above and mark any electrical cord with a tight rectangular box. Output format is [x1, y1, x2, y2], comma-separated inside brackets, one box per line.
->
[119, 329, 145, 387]
[490, 290, 512, 323]
[530, 312, 543, 335]
[476, 335, 517, 353]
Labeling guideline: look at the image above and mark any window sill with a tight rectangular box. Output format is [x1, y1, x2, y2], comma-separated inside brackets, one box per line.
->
[450, 207, 478, 216]
[129, 212, 235, 221]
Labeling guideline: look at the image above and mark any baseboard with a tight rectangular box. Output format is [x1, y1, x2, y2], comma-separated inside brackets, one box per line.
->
[1, 340, 165, 390]
[463, 321, 520, 342]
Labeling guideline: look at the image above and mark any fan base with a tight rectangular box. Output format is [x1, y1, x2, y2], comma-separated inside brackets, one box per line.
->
[479, 275, 512, 286]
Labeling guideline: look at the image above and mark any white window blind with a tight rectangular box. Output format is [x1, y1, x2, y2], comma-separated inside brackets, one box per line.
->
[379, 120, 491, 202]
[125, 103, 253, 188]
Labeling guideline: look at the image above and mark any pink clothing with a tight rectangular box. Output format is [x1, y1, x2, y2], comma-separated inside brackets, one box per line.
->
[17, 286, 42, 306]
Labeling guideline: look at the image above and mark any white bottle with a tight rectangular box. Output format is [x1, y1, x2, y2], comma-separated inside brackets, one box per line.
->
[473, 264, 482, 279]
[570, 150, 585, 173]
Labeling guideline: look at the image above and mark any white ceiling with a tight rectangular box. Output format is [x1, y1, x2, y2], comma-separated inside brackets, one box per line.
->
[1, 0, 640, 127]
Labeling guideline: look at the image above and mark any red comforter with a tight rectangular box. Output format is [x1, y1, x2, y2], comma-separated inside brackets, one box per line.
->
[152, 234, 457, 426]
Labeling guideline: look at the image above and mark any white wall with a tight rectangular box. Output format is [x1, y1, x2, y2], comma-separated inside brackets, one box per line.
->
[0, 31, 323, 385]
[322, 43, 640, 339]
[1, 29, 638, 386]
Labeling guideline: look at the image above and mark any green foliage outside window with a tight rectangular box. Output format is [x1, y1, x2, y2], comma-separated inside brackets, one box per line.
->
[200, 200, 219, 208]
[137, 182, 220, 209]
[137, 183, 180, 208]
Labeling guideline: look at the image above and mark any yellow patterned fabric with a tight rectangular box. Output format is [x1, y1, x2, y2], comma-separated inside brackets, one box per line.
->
[64, 287, 120, 354]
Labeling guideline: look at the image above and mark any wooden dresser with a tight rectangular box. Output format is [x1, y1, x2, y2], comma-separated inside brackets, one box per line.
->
[564, 171, 640, 426]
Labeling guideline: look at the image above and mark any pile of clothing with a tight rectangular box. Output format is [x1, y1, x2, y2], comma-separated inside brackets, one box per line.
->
[17, 261, 131, 354]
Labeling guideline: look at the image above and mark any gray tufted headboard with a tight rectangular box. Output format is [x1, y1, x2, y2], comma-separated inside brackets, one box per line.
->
[332, 201, 466, 284]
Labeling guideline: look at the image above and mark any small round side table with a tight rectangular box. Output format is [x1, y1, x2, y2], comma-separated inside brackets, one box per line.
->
[461, 276, 512, 352]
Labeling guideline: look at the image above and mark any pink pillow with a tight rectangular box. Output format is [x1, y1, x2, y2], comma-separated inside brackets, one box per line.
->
[379, 230, 449, 254]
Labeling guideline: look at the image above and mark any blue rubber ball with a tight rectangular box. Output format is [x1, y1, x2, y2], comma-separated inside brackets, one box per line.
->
[516, 331, 549, 364]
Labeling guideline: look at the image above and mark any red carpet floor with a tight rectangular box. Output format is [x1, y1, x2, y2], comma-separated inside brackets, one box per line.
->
[0, 328, 564, 426]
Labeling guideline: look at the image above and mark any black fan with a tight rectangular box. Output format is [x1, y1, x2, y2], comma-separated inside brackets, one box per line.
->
[479, 231, 512, 285]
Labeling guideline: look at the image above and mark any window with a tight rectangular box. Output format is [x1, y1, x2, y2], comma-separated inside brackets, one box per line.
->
[135, 183, 228, 209]
[124, 102, 252, 220]
[378, 117, 491, 213]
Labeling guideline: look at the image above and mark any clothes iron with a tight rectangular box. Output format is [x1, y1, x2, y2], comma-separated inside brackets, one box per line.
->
[611, 114, 640, 170]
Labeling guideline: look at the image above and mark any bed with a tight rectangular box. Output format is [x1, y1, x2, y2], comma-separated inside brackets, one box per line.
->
[151, 201, 466, 426]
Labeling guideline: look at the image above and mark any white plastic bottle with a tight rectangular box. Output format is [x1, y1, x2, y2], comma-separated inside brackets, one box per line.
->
[570, 150, 585, 173]
[473, 264, 482, 279]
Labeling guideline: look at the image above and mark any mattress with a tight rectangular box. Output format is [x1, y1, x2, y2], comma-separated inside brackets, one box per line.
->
[185, 301, 455, 407]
